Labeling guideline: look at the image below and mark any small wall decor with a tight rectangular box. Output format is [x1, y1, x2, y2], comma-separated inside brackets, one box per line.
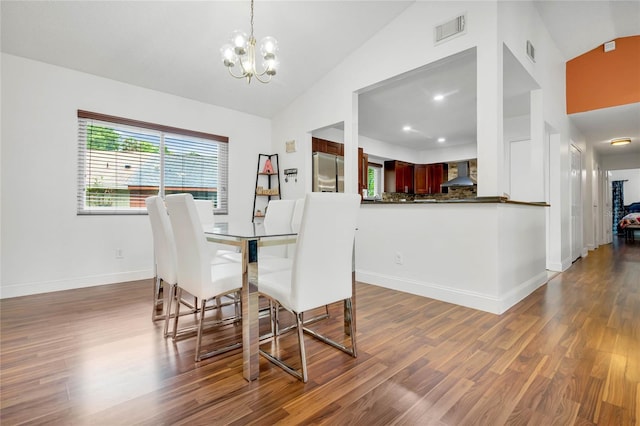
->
[262, 159, 274, 174]
[284, 168, 298, 183]
[285, 139, 297, 153]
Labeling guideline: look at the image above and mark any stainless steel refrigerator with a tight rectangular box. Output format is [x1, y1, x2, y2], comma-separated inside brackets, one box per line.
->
[312, 152, 344, 192]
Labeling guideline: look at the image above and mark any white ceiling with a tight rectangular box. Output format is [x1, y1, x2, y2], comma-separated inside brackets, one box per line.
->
[1, 1, 639, 158]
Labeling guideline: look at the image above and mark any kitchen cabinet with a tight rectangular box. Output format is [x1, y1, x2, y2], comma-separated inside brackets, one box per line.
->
[427, 163, 448, 194]
[312, 137, 343, 156]
[414, 164, 428, 194]
[358, 148, 368, 198]
[384, 160, 414, 193]
[414, 163, 448, 194]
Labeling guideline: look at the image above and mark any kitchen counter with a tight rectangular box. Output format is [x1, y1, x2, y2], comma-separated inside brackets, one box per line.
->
[362, 196, 549, 207]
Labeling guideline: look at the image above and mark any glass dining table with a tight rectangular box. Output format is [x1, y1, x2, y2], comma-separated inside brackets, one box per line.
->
[204, 221, 356, 382]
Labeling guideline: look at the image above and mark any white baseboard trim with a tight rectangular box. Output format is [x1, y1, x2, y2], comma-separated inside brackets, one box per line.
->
[546, 261, 563, 272]
[497, 271, 549, 314]
[356, 270, 548, 315]
[0, 269, 153, 299]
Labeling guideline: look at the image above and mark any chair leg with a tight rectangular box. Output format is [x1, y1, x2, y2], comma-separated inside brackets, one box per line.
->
[296, 312, 308, 383]
[163, 283, 175, 338]
[172, 287, 182, 340]
[151, 277, 165, 322]
[260, 298, 356, 382]
[302, 297, 357, 358]
[194, 299, 207, 362]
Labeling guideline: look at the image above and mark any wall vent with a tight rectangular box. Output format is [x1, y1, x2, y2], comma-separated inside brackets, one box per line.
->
[435, 14, 466, 44]
[604, 40, 616, 52]
[526, 40, 536, 63]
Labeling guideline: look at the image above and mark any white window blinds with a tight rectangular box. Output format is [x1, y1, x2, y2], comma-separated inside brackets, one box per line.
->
[77, 110, 228, 215]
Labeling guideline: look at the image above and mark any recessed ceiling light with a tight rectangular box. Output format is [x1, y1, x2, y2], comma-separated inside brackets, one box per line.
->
[433, 94, 444, 101]
[437, 137, 446, 143]
[402, 125, 412, 132]
[610, 137, 631, 146]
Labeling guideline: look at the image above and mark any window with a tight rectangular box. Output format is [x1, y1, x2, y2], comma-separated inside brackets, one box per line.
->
[367, 162, 382, 199]
[77, 110, 228, 215]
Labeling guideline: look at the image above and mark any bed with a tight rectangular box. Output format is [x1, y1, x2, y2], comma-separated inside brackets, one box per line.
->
[618, 211, 640, 242]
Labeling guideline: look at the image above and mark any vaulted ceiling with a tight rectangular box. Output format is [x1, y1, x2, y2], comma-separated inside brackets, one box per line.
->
[2, 1, 638, 158]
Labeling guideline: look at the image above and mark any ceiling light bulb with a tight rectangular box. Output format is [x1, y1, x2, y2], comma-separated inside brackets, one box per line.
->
[403, 125, 412, 132]
[438, 137, 446, 143]
[260, 36, 278, 58]
[230, 30, 249, 55]
[610, 137, 631, 146]
[433, 94, 444, 101]
[220, 44, 238, 67]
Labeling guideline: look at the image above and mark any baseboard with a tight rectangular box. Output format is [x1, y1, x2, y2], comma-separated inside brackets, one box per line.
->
[356, 270, 546, 315]
[497, 271, 549, 314]
[0, 269, 153, 299]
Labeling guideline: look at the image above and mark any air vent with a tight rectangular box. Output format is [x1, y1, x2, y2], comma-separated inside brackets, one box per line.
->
[435, 14, 466, 43]
[526, 40, 536, 63]
[604, 40, 616, 52]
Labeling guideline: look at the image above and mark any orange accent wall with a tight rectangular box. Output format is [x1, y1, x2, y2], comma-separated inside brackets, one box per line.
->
[566, 35, 640, 114]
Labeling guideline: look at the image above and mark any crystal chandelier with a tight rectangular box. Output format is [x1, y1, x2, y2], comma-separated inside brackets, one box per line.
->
[220, 0, 279, 84]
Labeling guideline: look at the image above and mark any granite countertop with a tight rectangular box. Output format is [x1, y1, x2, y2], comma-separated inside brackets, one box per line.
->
[362, 196, 549, 207]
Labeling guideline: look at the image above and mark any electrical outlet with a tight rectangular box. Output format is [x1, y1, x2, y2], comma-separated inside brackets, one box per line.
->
[394, 251, 403, 265]
[115, 248, 124, 259]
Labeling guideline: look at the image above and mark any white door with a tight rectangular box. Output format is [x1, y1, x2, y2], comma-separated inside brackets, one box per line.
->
[570, 145, 583, 261]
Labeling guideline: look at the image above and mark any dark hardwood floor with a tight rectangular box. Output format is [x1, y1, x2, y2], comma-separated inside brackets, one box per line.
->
[1, 239, 638, 425]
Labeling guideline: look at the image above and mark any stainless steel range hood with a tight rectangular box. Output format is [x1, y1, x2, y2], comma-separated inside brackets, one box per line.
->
[442, 161, 476, 187]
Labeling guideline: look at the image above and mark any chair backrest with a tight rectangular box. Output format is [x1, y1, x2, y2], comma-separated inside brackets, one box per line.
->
[287, 198, 306, 259]
[264, 199, 296, 228]
[263, 199, 296, 257]
[290, 193, 360, 312]
[145, 196, 178, 285]
[194, 199, 215, 227]
[291, 198, 305, 233]
[165, 193, 211, 299]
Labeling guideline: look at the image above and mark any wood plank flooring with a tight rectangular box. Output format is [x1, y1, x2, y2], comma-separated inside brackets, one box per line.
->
[1, 240, 638, 425]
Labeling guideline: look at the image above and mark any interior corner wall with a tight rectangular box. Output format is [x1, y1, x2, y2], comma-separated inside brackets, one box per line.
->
[1, 53, 271, 298]
[498, 0, 572, 271]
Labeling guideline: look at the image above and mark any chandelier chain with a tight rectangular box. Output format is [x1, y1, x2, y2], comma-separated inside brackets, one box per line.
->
[250, 0, 255, 40]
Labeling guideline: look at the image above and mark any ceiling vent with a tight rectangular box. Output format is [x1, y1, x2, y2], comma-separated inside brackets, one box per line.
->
[435, 14, 466, 44]
[526, 40, 536, 63]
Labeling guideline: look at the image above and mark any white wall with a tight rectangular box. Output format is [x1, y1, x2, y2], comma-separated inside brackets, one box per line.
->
[1, 53, 271, 298]
[356, 203, 547, 314]
[610, 169, 640, 205]
[601, 152, 640, 171]
[271, 0, 566, 312]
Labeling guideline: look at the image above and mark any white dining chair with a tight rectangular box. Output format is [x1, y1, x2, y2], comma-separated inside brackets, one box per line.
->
[146, 196, 235, 338]
[218, 199, 295, 273]
[165, 193, 243, 361]
[257, 192, 360, 382]
[193, 199, 239, 259]
[261, 199, 296, 258]
[145, 196, 179, 324]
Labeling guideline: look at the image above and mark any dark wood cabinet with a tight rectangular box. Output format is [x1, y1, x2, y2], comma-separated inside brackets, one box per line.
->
[414, 163, 448, 194]
[312, 137, 343, 156]
[414, 164, 428, 194]
[384, 160, 414, 193]
[427, 163, 448, 194]
[358, 148, 368, 198]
